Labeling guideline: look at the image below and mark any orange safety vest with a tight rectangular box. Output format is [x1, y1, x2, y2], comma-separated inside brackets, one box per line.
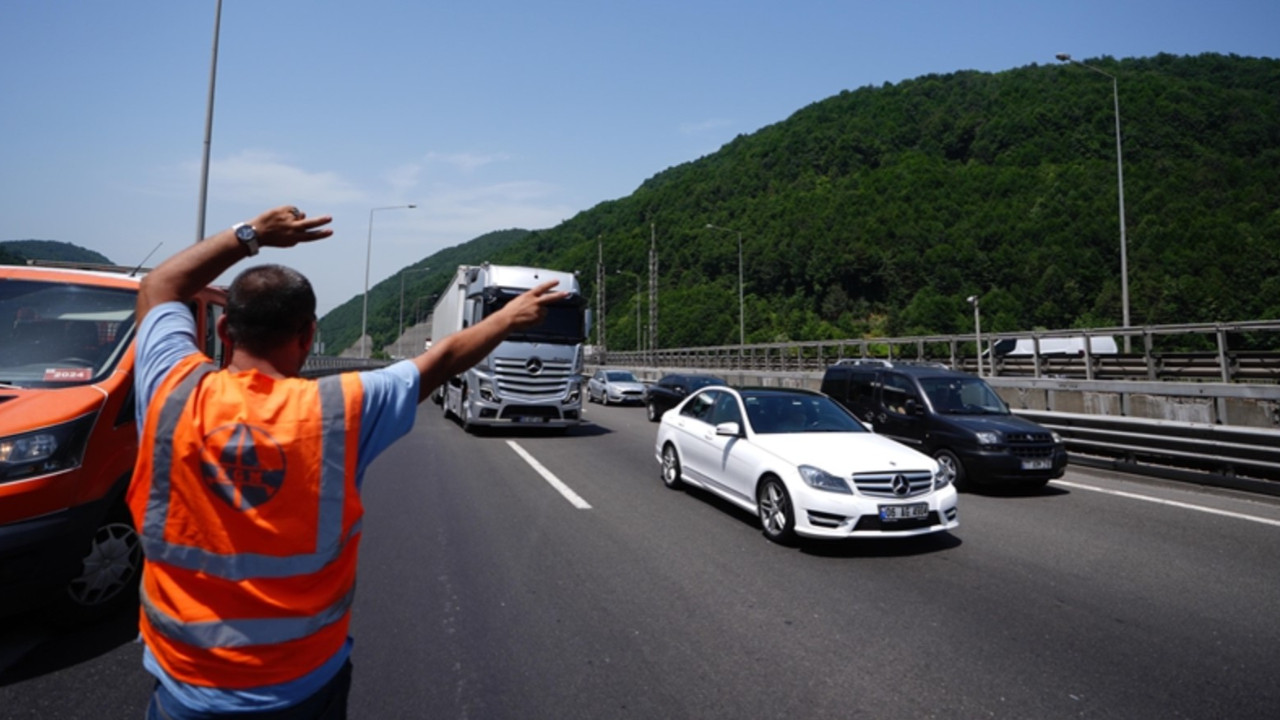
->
[127, 354, 365, 689]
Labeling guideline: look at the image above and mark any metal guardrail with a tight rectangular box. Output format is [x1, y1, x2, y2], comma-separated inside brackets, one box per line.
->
[598, 319, 1280, 384]
[301, 355, 389, 378]
[1017, 409, 1280, 498]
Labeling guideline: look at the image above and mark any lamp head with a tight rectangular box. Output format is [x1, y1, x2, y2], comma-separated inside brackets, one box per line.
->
[967, 295, 978, 305]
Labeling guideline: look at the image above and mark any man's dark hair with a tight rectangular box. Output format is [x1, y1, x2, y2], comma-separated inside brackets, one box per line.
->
[225, 264, 316, 355]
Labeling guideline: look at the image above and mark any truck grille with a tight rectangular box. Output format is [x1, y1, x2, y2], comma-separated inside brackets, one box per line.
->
[493, 357, 574, 400]
[851, 470, 935, 498]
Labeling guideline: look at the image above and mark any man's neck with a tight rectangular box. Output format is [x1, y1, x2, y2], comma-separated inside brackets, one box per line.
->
[226, 351, 298, 379]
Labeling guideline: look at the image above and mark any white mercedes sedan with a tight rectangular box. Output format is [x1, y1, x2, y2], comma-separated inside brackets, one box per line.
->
[654, 387, 958, 543]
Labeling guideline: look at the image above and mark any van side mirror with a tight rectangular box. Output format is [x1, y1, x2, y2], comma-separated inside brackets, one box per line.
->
[905, 398, 924, 416]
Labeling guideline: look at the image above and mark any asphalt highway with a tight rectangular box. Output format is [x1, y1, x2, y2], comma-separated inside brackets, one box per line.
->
[3, 401, 1279, 719]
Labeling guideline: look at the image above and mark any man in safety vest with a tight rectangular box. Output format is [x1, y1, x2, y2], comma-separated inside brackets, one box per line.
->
[127, 205, 567, 719]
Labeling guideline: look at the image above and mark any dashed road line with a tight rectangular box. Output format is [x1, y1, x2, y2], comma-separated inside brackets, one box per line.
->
[507, 440, 592, 509]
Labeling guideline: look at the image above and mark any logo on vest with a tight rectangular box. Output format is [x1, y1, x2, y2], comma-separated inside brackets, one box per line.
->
[201, 423, 287, 510]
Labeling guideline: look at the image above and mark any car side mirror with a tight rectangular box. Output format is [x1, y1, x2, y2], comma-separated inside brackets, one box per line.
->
[715, 421, 742, 438]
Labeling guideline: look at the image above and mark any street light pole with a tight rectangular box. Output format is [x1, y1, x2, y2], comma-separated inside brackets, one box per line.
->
[1056, 53, 1130, 351]
[195, 0, 222, 243]
[398, 267, 431, 358]
[704, 224, 746, 348]
[361, 204, 416, 358]
[967, 295, 983, 377]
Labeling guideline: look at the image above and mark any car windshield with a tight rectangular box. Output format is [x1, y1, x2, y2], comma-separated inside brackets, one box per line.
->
[607, 371, 637, 382]
[741, 391, 868, 434]
[0, 279, 138, 388]
[918, 376, 1009, 415]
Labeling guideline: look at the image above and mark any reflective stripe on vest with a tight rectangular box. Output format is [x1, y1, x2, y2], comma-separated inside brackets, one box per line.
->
[139, 370, 358, 581]
[141, 585, 356, 649]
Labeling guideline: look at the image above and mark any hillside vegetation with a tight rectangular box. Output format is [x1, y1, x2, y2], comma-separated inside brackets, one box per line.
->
[0, 240, 113, 266]
[323, 53, 1280, 355]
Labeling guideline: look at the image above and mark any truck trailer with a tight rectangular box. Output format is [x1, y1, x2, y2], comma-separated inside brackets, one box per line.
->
[431, 263, 589, 430]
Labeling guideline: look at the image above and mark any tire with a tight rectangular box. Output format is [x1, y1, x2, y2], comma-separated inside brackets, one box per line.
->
[661, 443, 684, 489]
[934, 449, 969, 491]
[646, 401, 659, 422]
[601, 391, 610, 406]
[52, 500, 142, 624]
[757, 476, 796, 544]
[460, 385, 475, 433]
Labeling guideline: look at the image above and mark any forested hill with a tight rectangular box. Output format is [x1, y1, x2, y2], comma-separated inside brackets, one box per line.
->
[0, 240, 113, 266]
[324, 53, 1280, 355]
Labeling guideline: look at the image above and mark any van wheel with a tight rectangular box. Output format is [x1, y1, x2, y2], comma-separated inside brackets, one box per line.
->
[646, 401, 659, 422]
[757, 476, 796, 545]
[53, 501, 142, 624]
[935, 449, 969, 491]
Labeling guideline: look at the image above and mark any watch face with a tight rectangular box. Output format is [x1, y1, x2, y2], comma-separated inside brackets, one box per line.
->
[235, 223, 257, 242]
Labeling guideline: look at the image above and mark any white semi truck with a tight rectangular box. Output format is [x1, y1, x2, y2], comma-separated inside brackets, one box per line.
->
[431, 263, 589, 430]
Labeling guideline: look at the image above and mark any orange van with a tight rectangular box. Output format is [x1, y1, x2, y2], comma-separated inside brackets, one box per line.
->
[0, 262, 227, 620]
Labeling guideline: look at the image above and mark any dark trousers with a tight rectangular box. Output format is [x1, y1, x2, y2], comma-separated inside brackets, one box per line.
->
[146, 660, 352, 720]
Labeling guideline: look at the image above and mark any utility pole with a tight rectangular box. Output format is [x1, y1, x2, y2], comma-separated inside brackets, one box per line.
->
[596, 235, 606, 360]
[648, 221, 658, 363]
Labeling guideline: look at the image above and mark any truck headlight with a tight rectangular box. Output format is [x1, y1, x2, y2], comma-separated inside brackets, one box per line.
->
[0, 413, 97, 484]
[565, 382, 581, 404]
[479, 381, 496, 402]
[797, 465, 852, 494]
[975, 431, 1001, 446]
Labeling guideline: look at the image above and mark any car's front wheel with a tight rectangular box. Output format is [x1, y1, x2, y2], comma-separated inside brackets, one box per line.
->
[757, 476, 796, 544]
[661, 443, 683, 489]
[646, 401, 659, 422]
[934, 449, 968, 491]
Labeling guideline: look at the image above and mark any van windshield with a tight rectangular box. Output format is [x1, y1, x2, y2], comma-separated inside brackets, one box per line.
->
[0, 279, 137, 388]
[917, 376, 1009, 415]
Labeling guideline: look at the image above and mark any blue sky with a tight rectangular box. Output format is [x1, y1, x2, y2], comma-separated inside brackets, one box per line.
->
[2, 1, 1276, 315]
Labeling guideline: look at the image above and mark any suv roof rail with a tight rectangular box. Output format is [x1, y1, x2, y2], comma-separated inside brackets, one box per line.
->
[25, 259, 152, 275]
[833, 358, 951, 369]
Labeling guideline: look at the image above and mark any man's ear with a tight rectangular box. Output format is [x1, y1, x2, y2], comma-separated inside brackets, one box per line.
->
[217, 313, 235, 358]
[299, 320, 317, 354]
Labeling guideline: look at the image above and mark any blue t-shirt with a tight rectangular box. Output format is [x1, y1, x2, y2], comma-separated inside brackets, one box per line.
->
[133, 302, 420, 714]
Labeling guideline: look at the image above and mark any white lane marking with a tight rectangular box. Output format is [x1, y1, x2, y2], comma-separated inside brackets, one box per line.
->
[1053, 480, 1280, 528]
[507, 440, 592, 509]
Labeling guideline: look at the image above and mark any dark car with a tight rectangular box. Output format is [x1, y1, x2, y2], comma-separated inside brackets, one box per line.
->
[820, 360, 1067, 490]
[643, 373, 727, 422]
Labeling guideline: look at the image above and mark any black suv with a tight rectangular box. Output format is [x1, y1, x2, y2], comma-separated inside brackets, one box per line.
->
[820, 360, 1066, 490]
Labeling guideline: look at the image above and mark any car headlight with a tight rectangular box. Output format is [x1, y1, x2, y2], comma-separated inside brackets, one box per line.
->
[797, 465, 852, 494]
[933, 465, 951, 490]
[974, 431, 1001, 446]
[0, 413, 97, 484]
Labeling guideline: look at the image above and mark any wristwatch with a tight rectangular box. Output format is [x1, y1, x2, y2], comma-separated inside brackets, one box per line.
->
[232, 222, 260, 256]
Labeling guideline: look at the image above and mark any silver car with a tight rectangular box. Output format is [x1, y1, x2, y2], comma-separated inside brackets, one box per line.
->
[587, 369, 646, 405]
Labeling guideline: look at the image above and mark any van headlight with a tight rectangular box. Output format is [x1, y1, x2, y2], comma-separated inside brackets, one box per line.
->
[797, 465, 852, 494]
[0, 413, 97, 483]
[974, 431, 1001, 446]
[1051, 431, 1064, 444]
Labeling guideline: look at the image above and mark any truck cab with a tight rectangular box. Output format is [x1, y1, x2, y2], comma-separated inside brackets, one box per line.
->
[438, 264, 588, 431]
[820, 359, 1067, 490]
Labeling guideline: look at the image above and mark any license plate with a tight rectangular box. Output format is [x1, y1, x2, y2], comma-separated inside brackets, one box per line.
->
[514, 416, 547, 423]
[879, 503, 928, 521]
[1022, 458, 1052, 470]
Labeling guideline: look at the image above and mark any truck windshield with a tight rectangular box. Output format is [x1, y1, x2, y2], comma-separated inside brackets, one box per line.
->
[0, 279, 138, 388]
[483, 290, 585, 345]
[918, 376, 1009, 415]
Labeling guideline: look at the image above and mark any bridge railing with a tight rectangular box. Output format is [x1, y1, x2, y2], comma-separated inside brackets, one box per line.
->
[597, 319, 1280, 383]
